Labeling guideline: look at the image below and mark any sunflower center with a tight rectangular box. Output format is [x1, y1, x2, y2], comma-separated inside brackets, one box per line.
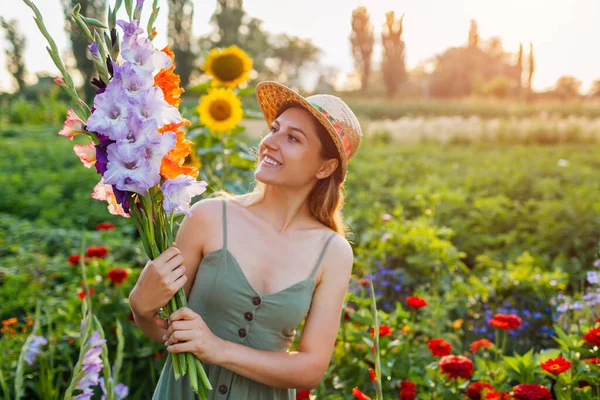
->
[209, 100, 233, 121]
[211, 54, 245, 82]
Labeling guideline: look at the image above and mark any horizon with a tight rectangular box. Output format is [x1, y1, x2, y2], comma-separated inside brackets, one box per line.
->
[1, 0, 599, 93]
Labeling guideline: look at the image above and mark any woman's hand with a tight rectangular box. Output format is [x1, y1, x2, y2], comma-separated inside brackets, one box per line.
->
[129, 242, 187, 318]
[161, 307, 226, 365]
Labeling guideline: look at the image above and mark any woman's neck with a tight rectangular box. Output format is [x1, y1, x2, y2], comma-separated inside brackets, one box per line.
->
[249, 184, 315, 234]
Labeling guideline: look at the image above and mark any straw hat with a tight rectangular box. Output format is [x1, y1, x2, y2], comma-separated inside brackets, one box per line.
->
[255, 81, 362, 180]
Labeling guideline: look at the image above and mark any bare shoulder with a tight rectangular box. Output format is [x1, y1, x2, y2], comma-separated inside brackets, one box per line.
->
[321, 232, 354, 280]
[188, 197, 224, 220]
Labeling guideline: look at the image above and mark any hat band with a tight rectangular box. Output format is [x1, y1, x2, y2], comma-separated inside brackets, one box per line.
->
[311, 103, 352, 159]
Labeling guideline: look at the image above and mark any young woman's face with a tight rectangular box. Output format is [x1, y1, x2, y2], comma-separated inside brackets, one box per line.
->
[255, 107, 338, 188]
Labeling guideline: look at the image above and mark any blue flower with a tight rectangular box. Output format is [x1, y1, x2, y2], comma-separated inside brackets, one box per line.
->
[380, 280, 391, 287]
[533, 312, 542, 319]
[587, 271, 599, 285]
[394, 284, 402, 292]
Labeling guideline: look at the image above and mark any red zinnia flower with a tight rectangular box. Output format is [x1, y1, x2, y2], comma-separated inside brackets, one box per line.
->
[439, 355, 474, 380]
[511, 384, 552, 400]
[368, 368, 376, 382]
[357, 278, 370, 287]
[96, 222, 116, 230]
[78, 287, 96, 299]
[68, 254, 81, 265]
[466, 382, 494, 400]
[540, 356, 572, 375]
[107, 267, 128, 284]
[583, 357, 599, 365]
[371, 325, 392, 337]
[406, 296, 427, 309]
[398, 381, 417, 400]
[484, 391, 510, 400]
[86, 245, 108, 258]
[583, 326, 600, 346]
[488, 314, 522, 331]
[296, 389, 311, 400]
[428, 338, 453, 357]
[597, 317, 600, 324]
[352, 387, 372, 400]
[469, 339, 493, 353]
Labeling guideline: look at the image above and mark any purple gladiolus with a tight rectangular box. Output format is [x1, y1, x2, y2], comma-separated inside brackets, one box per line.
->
[74, 330, 106, 398]
[161, 175, 208, 217]
[24, 335, 48, 367]
[88, 42, 101, 60]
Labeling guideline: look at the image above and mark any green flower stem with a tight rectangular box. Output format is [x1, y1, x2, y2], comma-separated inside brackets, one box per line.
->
[369, 281, 383, 400]
[22, 0, 90, 119]
[147, 0, 160, 40]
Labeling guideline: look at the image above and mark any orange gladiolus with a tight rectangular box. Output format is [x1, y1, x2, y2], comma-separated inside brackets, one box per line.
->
[154, 45, 185, 107]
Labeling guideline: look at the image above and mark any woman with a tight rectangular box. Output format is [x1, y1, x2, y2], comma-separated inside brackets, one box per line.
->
[129, 81, 362, 399]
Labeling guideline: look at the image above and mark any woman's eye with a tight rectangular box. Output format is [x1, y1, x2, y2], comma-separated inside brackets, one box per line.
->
[288, 134, 298, 142]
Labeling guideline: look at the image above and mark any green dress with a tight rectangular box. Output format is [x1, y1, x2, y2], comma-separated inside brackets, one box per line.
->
[152, 199, 338, 399]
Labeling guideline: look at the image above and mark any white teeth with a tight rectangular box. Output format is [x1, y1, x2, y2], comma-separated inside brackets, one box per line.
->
[263, 155, 281, 166]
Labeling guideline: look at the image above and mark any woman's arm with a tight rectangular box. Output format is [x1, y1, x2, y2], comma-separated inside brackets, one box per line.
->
[129, 199, 218, 342]
[217, 235, 354, 389]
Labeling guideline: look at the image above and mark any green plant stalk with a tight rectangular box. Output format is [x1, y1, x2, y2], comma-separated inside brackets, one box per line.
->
[124, 0, 134, 21]
[113, 320, 125, 389]
[369, 281, 383, 400]
[0, 367, 11, 400]
[147, 0, 160, 40]
[22, 0, 90, 119]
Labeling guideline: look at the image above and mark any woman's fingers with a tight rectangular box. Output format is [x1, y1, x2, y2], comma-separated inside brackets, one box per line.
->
[164, 319, 196, 339]
[165, 254, 185, 271]
[169, 265, 186, 284]
[164, 329, 196, 346]
[154, 317, 169, 329]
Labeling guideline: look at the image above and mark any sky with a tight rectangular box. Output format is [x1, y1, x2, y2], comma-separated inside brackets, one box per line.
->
[1, 0, 599, 93]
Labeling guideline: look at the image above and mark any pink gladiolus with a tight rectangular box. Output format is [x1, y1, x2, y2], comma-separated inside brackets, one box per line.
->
[91, 178, 130, 218]
[59, 109, 86, 140]
[73, 142, 97, 168]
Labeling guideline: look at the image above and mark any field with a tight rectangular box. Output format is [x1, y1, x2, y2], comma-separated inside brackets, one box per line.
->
[2, 107, 600, 399]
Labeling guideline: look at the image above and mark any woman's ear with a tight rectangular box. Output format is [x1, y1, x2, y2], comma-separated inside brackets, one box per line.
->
[316, 158, 339, 180]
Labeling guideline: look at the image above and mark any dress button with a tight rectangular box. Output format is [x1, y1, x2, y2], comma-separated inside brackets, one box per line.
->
[238, 328, 247, 338]
[219, 384, 228, 394]
[252, 296, 261, 306]
[244, 311, 253, 321]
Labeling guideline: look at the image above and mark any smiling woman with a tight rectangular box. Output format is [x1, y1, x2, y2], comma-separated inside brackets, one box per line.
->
[140, 81, 363, 399]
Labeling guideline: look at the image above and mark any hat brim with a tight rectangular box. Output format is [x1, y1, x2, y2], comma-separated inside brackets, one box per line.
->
[255, 81, 348, 178]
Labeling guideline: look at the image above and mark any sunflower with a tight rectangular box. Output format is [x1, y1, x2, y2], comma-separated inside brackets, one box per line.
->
[202, 45, 253, 88]
[197, 87, 243, 133]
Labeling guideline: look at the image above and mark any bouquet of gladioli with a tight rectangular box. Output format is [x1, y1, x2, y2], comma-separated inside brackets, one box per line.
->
[23, 0, 212, 396]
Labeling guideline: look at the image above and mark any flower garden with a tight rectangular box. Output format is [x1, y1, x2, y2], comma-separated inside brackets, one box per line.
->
[1, 1, 600, 399]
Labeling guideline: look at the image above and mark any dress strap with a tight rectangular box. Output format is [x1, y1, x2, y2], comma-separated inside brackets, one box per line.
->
[221, 199, 228, 249]
[310, 231, 337, 278]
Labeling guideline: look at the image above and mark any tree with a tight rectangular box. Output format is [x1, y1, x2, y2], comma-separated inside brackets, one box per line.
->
[0, 17, 26, 93]
[554, 75, 582, 99]
[168, 0, 196, 88]
[527, 42, 535, 92]
[211, 0, 245, 47]
[515, 43, 523, 93]
[267, 34, 321, 85]
[589, 79, 600, 98]
[61, 0, 107, 103]
[381, 11, 406, 98]
[350, 6, 374, 92]
[468, 19, 479, 48]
